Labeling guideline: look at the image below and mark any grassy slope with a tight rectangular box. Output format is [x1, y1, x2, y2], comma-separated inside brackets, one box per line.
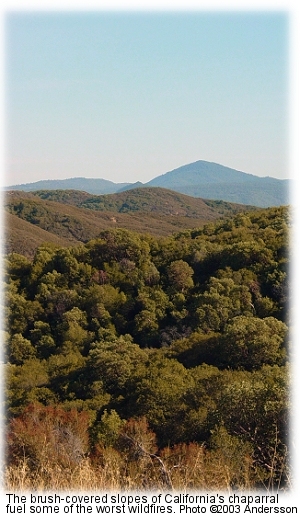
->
[5, 212, 81, 259]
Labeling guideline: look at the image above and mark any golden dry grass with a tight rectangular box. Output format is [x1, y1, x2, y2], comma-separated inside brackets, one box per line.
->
[4, 444, 260, 493]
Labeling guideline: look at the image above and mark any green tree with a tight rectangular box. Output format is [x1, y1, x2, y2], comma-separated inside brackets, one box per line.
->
[209, 365, 289, 487]
[135, 354, 193, 445]
[167, 260, 194, 293]
[6, 359, 50, 415]
[219, 316, 287, 369]
[88, 336, 148, 397]
[8, 333, 37, 365]
[59, 307, 92, 353]
[93, 409, 126, 447]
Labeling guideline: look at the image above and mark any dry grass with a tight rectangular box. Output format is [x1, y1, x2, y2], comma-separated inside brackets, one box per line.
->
[4, 443, 261, 493]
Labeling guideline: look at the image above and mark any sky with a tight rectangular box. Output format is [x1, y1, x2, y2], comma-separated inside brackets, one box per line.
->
[3, 7, 291, 185]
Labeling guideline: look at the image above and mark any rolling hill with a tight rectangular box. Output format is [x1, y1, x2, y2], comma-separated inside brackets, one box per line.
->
[5, 187, 258, 258]
[32, 187, 255, 216]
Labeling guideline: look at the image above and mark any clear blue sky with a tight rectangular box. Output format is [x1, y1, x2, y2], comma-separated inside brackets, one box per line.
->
[5, 10, 289, 185]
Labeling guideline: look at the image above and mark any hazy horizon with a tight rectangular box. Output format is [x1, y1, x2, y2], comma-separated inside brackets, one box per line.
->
[4, 158, 292, 188]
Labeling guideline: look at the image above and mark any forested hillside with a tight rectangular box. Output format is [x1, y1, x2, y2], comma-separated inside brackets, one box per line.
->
[4, 205, 290, 491]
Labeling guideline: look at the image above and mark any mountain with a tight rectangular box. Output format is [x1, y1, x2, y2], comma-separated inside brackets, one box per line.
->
[5, 177, 130, 194]
[4, 160, 290, 207]
[5, 188, 257, 258]
[117, 181, 144, 192]
[145, 161, 290, 207]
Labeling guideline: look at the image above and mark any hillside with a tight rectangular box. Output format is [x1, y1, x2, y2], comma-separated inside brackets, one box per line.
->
[5, 212, 81, 258]
[4, 160, 290, 207]
[5, 188, 257, 258]
[32, 187, 255, 216]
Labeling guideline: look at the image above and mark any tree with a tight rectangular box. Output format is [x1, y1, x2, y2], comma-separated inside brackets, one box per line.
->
[93, 409, 125, 447]
[88, 336, 148, 397]
[218, 316, 287, 369]
[6, 359, 50, 415]
[167, 260, 194, 293]
[209, 365, 289, 487]
[133, 287, 169, 346]
[8, 333, 37, 365]
[134, 354, 193, 445]
[59, 307, 92, 353]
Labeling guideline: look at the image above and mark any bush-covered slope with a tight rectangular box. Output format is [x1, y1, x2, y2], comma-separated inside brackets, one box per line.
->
[33, 186, 255, 215]
[5, 188, 257, 258]
[4, 205, 290, 490]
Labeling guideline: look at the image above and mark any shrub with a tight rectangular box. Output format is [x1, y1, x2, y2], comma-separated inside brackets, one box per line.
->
[7, 402, 90, 472]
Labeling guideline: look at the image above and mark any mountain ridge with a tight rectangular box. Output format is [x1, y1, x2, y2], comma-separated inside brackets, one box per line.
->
[4, 160, 290, 207]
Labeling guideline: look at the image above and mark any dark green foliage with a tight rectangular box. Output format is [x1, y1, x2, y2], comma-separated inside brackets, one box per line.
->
[4, 204, 290, 488]
[218, 316, 287, 369]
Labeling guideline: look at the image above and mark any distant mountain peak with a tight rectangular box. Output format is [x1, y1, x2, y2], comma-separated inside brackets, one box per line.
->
[145, 160, 289, 206]
[4, 160, 289, 207]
